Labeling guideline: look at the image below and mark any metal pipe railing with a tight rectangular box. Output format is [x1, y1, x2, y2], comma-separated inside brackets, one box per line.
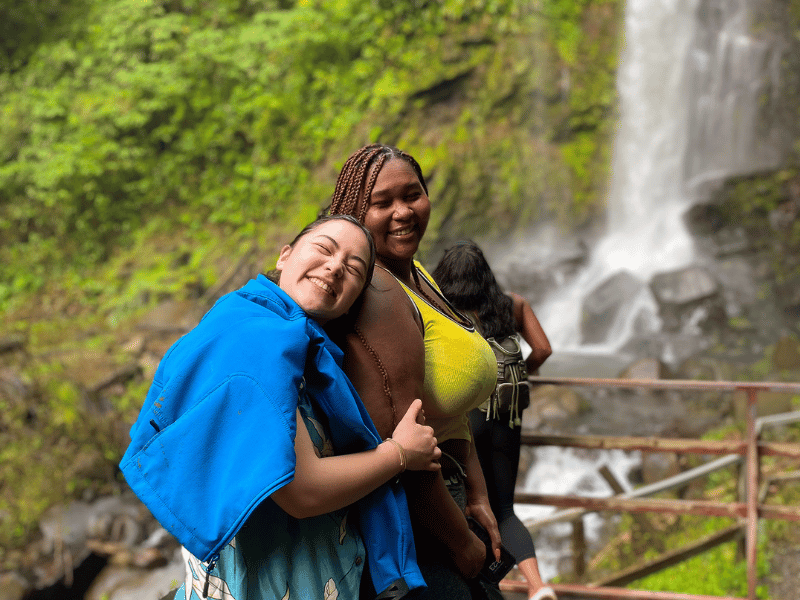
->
[504, 376, 800, 600]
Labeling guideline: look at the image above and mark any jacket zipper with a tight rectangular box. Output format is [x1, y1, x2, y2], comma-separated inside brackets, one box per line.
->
[202, 555, 218, 598]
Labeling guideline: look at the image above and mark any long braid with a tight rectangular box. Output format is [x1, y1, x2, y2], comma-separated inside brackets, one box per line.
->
[327, 145, 383, 218]
[358, 152, 387, 222]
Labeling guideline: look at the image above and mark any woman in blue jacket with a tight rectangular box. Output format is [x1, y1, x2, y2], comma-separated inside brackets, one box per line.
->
[121, 214, 441, 600]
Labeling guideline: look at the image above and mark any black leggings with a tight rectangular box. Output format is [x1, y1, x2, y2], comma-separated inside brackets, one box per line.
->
[469, 409, 537, 563]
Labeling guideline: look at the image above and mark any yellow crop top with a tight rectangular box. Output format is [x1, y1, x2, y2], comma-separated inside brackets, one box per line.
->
[391, 262, 497, 443]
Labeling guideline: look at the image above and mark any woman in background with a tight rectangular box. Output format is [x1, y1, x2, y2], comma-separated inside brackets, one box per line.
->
[433, 240, 556, 600]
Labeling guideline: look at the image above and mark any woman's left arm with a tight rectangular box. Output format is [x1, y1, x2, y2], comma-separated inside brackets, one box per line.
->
[510, 292, 552, 373]
[464, 434, 502, 561]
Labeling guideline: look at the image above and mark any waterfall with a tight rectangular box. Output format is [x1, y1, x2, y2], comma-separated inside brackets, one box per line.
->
[509, 0, 787, 582]
[530, 0, 784, 354]
[517, 447, 643, 581]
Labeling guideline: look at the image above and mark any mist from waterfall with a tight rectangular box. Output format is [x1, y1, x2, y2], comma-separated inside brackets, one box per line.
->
[532, 0, 783, 354]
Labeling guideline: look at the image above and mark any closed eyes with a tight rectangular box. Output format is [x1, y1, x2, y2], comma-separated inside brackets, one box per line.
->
[346, 263, 365, 279]
[314, 242, 364, 279]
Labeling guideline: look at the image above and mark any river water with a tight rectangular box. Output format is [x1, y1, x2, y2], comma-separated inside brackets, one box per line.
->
[513, 352, 645, 582]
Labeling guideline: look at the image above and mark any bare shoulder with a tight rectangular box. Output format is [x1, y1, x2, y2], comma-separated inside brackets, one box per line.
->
[339, 267, 426, 437]
[508, 290, 526, 307]
[508, 291, 527, 325]
[356, 268, 422, 334]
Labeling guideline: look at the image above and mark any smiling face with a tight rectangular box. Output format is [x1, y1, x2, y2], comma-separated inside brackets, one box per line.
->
[276, 219, 372, 324]
[362, 159, 431, 267]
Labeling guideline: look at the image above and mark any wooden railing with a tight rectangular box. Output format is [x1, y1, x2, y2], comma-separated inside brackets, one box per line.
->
[500, 377, 800, 600]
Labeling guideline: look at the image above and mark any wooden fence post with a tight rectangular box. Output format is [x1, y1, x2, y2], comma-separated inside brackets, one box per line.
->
[571, 516, 586, 579]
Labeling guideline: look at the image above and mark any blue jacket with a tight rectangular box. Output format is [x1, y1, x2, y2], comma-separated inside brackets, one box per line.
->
[120, 275, 424, 595]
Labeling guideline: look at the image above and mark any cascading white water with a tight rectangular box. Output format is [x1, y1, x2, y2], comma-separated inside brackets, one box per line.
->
[532, 0, 783, 354]
[535, 0, 701, 353]
[516, 448, 642, 581]
[509, 0, 787, 582]
[685, 0, 785, 188]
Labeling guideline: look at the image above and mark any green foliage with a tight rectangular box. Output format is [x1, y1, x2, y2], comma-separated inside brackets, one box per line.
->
[709, 168, 800, 284]
[0, 0, 624, 560]
[536, 0, 620, 222]
[588, 412, 800, 598]
[728, 315, 753, 330]
[590, 507, 771, 597]
[541, 0, 590, 65]
[560, 132, 603, 216]
[0, 357, 113, 556]
[727, 174, 788, 216]
[0, 0, 85, 73]
[0, 0, 310, 267]
[0, 0, 623, 310]
[633, 533, 769, 598]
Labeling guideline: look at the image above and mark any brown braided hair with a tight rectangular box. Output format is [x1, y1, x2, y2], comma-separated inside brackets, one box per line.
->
[324, 143, 428, 222]
[324, 144, 429, 430]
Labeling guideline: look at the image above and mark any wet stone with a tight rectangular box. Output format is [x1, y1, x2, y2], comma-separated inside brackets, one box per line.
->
[0, 572, 29, 600]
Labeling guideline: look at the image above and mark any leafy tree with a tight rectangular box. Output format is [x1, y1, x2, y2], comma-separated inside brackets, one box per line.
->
[0, 0, 84, 73]
[0, 0, 621, 306]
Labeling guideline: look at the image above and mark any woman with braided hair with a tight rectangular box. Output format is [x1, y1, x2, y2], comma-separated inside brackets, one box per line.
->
[325, 144, 503, 600]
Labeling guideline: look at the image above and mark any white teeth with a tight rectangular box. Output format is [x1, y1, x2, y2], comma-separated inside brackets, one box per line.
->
[391, 227, 414, 236]
[309, 277, 335, 297]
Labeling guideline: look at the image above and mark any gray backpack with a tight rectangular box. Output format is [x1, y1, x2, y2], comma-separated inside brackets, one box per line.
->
[485, 334, 530, 426]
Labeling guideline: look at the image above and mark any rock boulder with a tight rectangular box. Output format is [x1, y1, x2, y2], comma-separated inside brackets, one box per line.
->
[581, 271, 645, 344]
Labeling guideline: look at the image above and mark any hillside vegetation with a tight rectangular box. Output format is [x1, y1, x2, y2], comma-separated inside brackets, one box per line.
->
[0, 0, 621, 559]
[0, 0, 621, 310]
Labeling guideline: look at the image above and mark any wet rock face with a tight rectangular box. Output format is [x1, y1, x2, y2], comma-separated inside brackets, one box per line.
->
[525, 384, 586, 430]
[622, 333, 709, 371]
[649, 265, 726, 334]
[0, 367, 32, 421]
[0, 572, 29, 600]
[7, 492, 181, 600]
[617, 357, 668, 381]
[84, 551, 183, 600]
[776, 274, 800, 319]
[773, 336, 800, 372]
[649, 266, 718, 306]
[639, 452, 682, 485]
[580, 271, 645, 344]
[714, 256, 760, 317]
